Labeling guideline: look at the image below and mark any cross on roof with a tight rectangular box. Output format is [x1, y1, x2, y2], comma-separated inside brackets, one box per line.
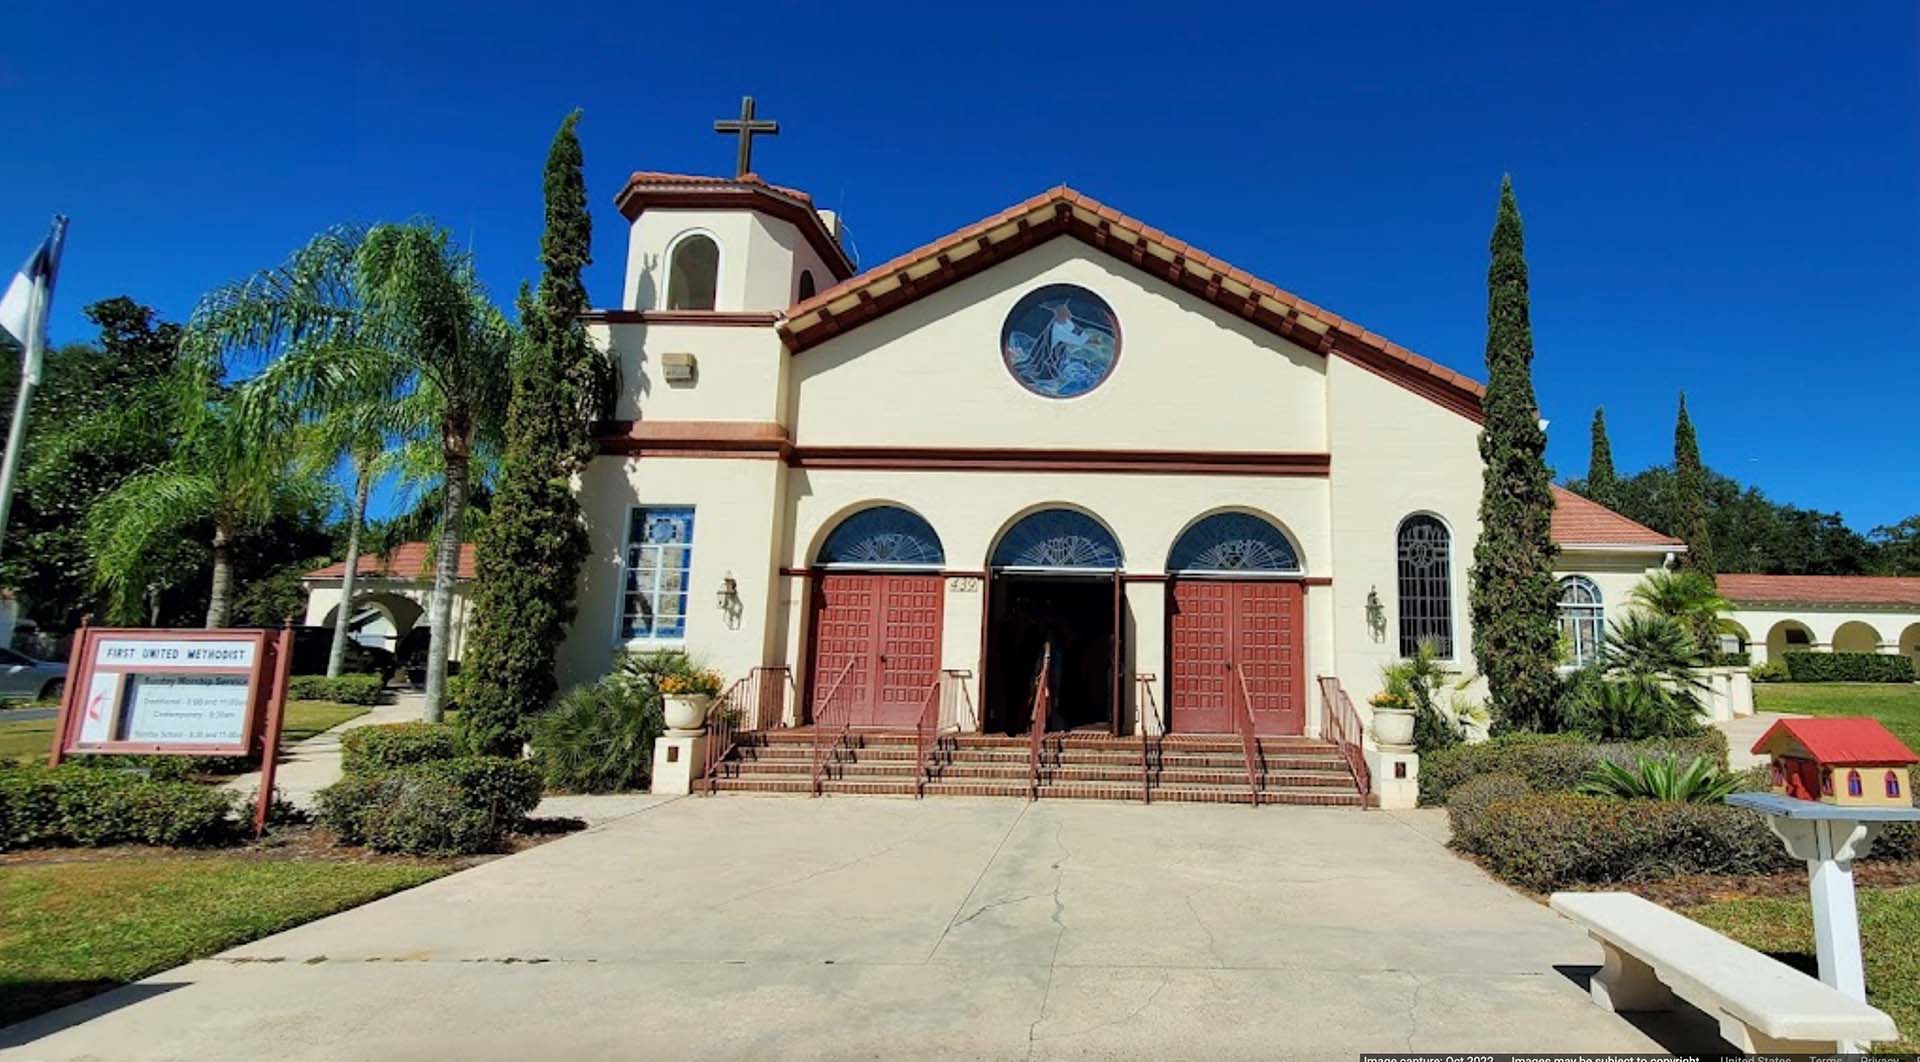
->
[713, 96, 779, 179]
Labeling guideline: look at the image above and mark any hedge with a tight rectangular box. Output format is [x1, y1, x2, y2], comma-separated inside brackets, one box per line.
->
[316, 755, 540, 855]
[1781, 651, 1915, 684]
[1419, 730, 1729, 806]
[1445, 772, 1533, 851]
[1468, 793, 1793, 890]
[0, 766, 240, 849]
[287, 673, 386, 705]
[340, 723, 464, 775]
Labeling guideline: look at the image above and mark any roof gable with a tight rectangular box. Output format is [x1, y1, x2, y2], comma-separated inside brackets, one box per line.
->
[1550, 486, 1685, 549]
[612, 171, 855, 281]
[776, 186, 1485, 422]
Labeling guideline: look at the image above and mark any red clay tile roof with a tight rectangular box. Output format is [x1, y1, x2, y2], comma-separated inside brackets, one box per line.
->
[1754, 717, 1918, 766]
[775, 186, 1487, 421]
[612, 172, 853, 279]
[1717, 573, 1920, 609]
[304, 543, 476, 582]
[1550, 486, 1686, 549]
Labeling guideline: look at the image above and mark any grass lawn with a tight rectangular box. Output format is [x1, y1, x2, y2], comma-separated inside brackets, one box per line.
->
[1687, 884, 1920, 1054]
[0, 701, 371, 765]
[0, 851, 446, 1027]
[1756, 682, 1920, 748]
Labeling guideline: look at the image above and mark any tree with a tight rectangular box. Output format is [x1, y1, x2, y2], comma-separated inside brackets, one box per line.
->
[460, 112, 617, 755]
[1586, 407, 1617, 509]
[1628, 568, 1731, 657]
[1468, 176, 1562, 732]
[203, 227, 421, 676]
[1671, 392, 1714, 574]
[86, 358, 330, 626]
[345, 225, 513, 720]
[0, 299, 186, 627]
[1869, 516, 1920, 576]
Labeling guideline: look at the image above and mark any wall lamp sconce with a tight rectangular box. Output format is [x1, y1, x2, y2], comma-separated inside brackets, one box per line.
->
[1365, 586, 1387, 643]
[716, 572, 743, 630]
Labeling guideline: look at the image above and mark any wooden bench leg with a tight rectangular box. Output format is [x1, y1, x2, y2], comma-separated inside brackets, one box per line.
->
[1589, 937, 1673, 1013]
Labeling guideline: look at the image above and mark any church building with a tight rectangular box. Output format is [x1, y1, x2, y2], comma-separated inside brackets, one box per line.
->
[552, 158, 1683, 807]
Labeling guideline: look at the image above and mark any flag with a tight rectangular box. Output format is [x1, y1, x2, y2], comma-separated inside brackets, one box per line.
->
[0, 217, 70, 383]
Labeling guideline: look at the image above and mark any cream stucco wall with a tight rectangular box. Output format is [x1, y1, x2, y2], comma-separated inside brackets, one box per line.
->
[788, 238, 1328, 453]
[593, 321, 785, 423]
[1553, 550, 1673, 627]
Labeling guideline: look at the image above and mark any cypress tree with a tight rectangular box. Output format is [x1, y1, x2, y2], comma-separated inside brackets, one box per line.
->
[1672, 392, 1715, 574]
[460, 111, 599, 755]
[1586, 407, 1617, 509]
[1468, 177, 1562, 732]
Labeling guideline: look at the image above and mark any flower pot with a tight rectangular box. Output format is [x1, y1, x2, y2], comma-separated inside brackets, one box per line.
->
[1371, 706, 1416, 750]
[663, 693, 713, 733]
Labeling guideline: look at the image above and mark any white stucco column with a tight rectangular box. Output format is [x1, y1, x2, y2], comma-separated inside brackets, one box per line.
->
[1126, 580, 1166, 735]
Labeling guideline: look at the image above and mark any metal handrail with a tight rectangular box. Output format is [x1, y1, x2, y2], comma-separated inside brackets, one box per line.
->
[1230, 665, 1262, 807]
[1317, 675, 1373, 800]
[809, 660, 859, 796]
[1135, 673, 1158, 805]
[698, 666, 791, 793]
[912, 676, 945, 797]
[1026, 644, 1052, 801]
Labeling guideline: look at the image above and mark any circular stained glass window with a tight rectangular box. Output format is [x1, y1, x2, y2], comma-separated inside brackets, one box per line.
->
[1000, 284, 1120, 399]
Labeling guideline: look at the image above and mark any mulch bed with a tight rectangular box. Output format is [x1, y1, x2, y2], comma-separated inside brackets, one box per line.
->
[1611, 859, 1920, 909]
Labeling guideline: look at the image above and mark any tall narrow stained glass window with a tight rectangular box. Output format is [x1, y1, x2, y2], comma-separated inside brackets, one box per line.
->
[1557, 576, 1605, 667]
[1396, 515, 1453, 658]
[622, 506, 695, 640]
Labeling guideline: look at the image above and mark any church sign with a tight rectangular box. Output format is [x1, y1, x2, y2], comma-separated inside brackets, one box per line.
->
[53, 628, 291, 757]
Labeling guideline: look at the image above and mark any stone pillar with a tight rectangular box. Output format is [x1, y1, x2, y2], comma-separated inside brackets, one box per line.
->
[650, 730, 707, 796]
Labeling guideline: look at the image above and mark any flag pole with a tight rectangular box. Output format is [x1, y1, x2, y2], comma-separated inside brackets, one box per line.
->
[0, 216, 67, 559]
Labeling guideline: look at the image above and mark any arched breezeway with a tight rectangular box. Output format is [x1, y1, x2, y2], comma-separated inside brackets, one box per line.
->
[1831, 620, 1884, 655]
[1164, 511, 1308, 736]
[1766, 620, 1817, 663]
[1903, 623, 1920, 675]
[320, 591, 425, 655]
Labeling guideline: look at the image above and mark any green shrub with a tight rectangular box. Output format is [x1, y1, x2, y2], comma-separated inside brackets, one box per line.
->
[64, 753, 252, 779]
[1446, 772, 1533, 854]
[0, 767, 240, 849]
[1421, 730, 1728, 806]
[1782, 651, 1915, 683]
[1749, 659, 1789, 683]
[1576, 754, 1742, 803]
[340, 722, 463, 775]
[1472, 793, 1793, 890]
[1562, 678, 1703, 742]
[287, 673, 386, 705]
[1704, 651, 1751, 668]
[316, 755, 539, 855]
[530, 675, 667, 794]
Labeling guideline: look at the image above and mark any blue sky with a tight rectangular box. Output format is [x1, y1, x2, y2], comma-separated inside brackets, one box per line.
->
[5, 2, 1915, 529]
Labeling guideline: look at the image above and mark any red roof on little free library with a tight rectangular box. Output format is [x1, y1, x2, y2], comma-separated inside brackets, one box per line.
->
[1753, 717, 1918, 766]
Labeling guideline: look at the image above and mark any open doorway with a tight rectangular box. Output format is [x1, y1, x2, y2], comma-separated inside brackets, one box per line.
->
[984, 574, 1116, 734]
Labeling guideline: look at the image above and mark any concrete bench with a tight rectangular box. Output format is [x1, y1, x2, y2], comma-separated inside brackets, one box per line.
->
[1550, 891, 1898, 1054]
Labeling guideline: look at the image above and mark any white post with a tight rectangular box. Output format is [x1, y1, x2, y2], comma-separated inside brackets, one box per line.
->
[1809, 819, 1867, 1001]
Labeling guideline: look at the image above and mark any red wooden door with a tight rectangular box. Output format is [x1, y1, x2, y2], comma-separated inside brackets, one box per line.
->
[1168, 580, 1304, 736]
[809, 573, 943, 727]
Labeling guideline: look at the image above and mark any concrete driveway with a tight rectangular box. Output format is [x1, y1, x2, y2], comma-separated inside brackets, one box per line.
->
[3, 796, 1721, 1060]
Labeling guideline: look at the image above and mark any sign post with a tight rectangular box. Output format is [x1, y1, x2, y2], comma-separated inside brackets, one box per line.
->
[50, 624, 296, 838]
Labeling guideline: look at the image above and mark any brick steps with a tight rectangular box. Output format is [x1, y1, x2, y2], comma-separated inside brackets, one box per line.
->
[703, 727, 1370, 806]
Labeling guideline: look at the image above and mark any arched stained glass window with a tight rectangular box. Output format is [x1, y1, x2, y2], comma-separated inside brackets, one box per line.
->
[665, 233, 719, 310]
[991, 509, 1122, 570]
[1847, 770, 1864, 798]
[1889, 771, 1904, 799]
[1167, 512, 1301, 573]
[1557, 576, 1605, 668]
[816, 506, 944, 568]
[1397, 515, 1453, 658]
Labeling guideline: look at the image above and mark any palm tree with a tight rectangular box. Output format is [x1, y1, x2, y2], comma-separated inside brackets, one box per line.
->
[1630, 568, 1732, 657]
[88, 359, 331, 626]
[200, 223, 512, 719]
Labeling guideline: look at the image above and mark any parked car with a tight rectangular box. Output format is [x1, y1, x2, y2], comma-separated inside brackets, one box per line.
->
[0, 647, 66, 702]
[288, 627, 397, 680]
